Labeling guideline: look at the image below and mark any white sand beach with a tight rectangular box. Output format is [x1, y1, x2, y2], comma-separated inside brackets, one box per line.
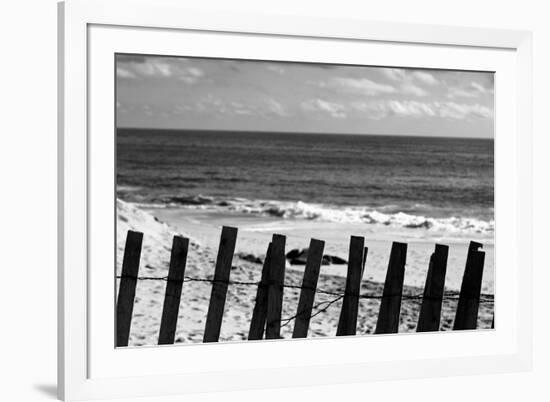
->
[116, 199, 494, 347]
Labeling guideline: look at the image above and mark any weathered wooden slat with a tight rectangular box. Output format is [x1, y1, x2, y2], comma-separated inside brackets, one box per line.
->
[336, 236, 365, 336]
[203, 226, 238, 342]
[158, 236, 189, 345]
[292, 239, 325, 338]
[248, 243, 272, 340]
[337, 245, 368, 334]
[417, 244, 449, 332]
[375, 242, 407, 334]
[265, 234, 286, 339]
[453, 241, 485, 330]
[116, 230, 143, 347]
[361, 246, 368, 278]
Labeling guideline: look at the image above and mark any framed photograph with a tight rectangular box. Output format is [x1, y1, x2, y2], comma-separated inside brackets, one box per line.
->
[58, 0, 533, 400]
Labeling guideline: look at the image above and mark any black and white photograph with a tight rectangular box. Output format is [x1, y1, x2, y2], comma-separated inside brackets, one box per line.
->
[115, 54, 495, 347]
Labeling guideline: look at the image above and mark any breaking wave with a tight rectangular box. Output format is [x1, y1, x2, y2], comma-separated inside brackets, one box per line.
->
[141, 195, 494, 235]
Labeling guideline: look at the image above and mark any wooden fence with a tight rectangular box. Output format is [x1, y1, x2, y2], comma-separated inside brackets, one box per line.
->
[116, 227, 493, 347]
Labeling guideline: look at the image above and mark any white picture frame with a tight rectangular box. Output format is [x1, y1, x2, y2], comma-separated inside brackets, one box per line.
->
[58, 0, 533, 400]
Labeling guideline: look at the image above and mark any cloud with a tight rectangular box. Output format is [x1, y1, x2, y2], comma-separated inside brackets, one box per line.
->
[437, 101, 493, 119]
[178, 67, 204, 84]
[380, 68, 438, 96]
[169, 96, 289, 119]
[470, 82, 487, 93]
[172, 104, 195, 115]
[116, 56, 205, 84]
[400, 83, 429, 97]
[353, 100, 436, 118]
[412, 71, 439, 85]
[209, 94, 493, 121]
[116, 67, 137, 79]
[233, 108, 254, 115]
[383, 68, 438, 85]
[133, 61, 173, 77]
[302, 99, 347, 118]
[353, 99, 492, 120]
[351, 101, 389, 120]
[329, 77, 397, 96]
[447, 87, 478, 98]
[141, 104, 153, 116]
[447, 81, 493, 99]
[382, 68, 407, 82]
[266, 64, 286, 75]
[187, 67, 204, 77]
[386, 100, 437, 117]
[265, 98, 288, 116]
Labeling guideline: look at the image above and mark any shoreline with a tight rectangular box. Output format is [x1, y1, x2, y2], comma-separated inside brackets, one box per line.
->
[117, 199, 494, 346]
[148, 206, 495, 294]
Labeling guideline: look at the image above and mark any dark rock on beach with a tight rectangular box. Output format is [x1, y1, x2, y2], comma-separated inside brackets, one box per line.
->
[233, 249, 348, 266]
[323, 255, 348, 265]
[286, 248, 348, 266]
[285, 248, 303, 260]
[236, 252, 263, 264]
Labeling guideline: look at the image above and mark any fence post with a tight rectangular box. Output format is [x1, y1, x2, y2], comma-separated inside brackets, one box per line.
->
[292, 239, 325, 338]
[158, 236, 189, 345]
[336, 236, 365, 336]
[361, 246, 368, 279]
[337, 244, 368, 335]
[265, 234, 286, 339]
[453, 241, 485, 330]
[375, 242, 407, 334]
[248, 243, 272, 340]
[116, 230, 143, 347]
[417, 244, 449, 332]
[203, 226, 238, 342]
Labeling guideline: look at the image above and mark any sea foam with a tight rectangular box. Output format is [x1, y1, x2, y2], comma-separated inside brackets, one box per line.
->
[144, 195, 494, 235]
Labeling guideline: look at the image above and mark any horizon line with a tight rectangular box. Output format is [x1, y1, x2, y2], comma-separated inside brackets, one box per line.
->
[116, 126, 494, 140]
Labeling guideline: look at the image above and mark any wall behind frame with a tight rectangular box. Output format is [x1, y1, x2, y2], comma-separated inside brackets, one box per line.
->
[0, 0, 547, 401]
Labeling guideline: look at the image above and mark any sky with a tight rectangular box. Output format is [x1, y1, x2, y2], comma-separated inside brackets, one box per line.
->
[116, 54, 494, 138]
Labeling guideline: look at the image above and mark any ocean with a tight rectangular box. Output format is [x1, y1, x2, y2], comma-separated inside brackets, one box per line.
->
[117, 128, 494, 238]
